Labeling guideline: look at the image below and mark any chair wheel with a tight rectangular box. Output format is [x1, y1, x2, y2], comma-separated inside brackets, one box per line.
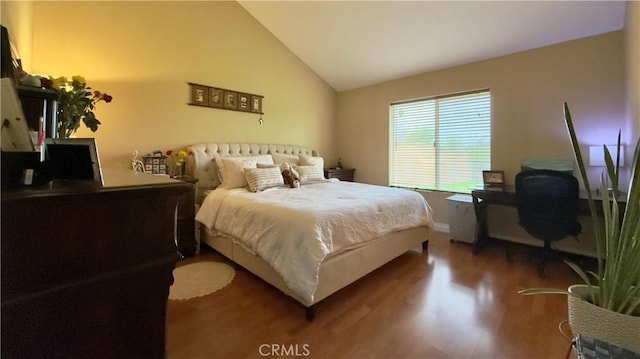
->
[538, 266, 546, 278]
[505, 250, 514, 262]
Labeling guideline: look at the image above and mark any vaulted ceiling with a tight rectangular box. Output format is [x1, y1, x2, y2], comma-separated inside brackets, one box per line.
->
[239, 1, 627, 92]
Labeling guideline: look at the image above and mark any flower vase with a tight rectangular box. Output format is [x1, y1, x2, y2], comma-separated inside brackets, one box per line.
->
[174, 163, 186, 178]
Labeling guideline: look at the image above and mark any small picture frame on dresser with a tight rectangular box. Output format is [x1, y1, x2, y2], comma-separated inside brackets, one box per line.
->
[482, 170, 504, 187]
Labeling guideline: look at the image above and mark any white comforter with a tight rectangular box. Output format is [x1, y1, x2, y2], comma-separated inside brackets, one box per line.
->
[196, 180, 433, 303]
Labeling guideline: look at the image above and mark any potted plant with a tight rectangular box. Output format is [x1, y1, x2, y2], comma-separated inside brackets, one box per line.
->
[41, 75, 113, 138]
[166, 148, 189, 177]
[519, 103, 640, 352]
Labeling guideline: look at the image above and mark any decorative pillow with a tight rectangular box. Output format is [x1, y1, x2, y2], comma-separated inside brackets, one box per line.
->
[245, 166, 284, 192]
[217, 158, 258, 189]
[299, 155, 324, 169]
[272, 153, 300, 165]
[215, 155, 274, 186]
[257, 163, 278, 169]
[293, 165, 326, 183]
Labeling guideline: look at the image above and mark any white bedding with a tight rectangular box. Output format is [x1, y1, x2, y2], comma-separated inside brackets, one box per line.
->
[195, 180, 433, 303]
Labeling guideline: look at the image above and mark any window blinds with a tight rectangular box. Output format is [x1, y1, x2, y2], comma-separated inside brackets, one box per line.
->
[389, 90, 491, 193]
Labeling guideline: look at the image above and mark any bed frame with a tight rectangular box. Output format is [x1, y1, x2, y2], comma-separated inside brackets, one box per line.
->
[187, 143, 431, 320]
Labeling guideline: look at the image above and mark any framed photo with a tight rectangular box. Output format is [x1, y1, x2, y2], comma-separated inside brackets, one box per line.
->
[483, 170, 505, 187]
[190, 84, 209, 106]
[224, 90, 237, 110]
[208, 87, 224, 108]
[251, 95, 263, 113]
[237, 93, 251, 112]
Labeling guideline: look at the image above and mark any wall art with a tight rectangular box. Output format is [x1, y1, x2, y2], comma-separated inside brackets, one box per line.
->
[188, 82, 263, 114]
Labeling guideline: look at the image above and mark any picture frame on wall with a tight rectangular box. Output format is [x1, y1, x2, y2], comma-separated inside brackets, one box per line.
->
[209, 87, 223, 108]
[187, 82, 264, 115]
[224, 90, 238, 110]
[238, 93, 251, 112]
[190, 84, 209, 106]
[251, 95, 263, 114]
[482, 170, 505, 187]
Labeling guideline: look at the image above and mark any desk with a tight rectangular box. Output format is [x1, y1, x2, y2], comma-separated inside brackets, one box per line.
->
[471, 186, 625, 255]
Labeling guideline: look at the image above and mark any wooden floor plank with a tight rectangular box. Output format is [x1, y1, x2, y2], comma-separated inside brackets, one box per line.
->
[167, 232, 581, 358]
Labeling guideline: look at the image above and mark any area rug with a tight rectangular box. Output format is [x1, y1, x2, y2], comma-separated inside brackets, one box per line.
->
[169, 261, 235, 300]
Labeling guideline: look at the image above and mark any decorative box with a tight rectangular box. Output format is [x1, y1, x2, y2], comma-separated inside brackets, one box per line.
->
[143, 156, 168, 174]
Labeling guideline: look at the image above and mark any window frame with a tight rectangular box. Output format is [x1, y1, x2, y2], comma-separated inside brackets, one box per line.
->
[388, 89, 492, 194]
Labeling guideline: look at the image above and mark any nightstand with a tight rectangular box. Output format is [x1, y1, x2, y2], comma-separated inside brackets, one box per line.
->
[173, 176, 199, 257]
[324, 168, 355, 182]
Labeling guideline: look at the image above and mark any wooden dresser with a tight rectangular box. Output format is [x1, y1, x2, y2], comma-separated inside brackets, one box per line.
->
[1, 169, 190, 359]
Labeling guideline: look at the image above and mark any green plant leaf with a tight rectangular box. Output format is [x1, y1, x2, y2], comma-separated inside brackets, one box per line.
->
[518, 288, 574, 296]
[563, 103, 604, 277]
[520, 104, 640, 317]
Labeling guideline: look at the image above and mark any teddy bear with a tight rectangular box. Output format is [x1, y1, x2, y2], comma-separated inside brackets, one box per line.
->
[281, 163, 300, 188]
[282, 169, 296, 188]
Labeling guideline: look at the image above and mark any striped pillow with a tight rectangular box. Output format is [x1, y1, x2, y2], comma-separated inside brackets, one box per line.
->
[293, 165, 325, 183]
[299, 155, 324, 169]
[245, 166, 284, 192]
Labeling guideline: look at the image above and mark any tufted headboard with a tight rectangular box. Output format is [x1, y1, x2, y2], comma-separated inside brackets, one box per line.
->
[187, 143, 318, 201]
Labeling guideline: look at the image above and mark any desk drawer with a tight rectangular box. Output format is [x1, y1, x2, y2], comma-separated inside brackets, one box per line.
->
[447, 194, 476, 244]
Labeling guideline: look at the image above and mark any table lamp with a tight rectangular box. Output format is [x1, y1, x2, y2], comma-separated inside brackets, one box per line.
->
[589, 145, 625, 167]
[589, 144, 625, 196]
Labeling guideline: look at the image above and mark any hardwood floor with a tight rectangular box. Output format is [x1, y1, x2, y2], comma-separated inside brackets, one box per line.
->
[167, 231, 585, 358]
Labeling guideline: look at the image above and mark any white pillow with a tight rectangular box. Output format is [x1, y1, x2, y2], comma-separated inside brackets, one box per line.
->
[215, 155, 274, 185]
[257, 163, 278, 169]
[272, 153, 300, 165]
[293, 165, 326, 183]
[299, 155, 324, 169]
[217, 158, 258, 188]
[245, 167, 284, 192]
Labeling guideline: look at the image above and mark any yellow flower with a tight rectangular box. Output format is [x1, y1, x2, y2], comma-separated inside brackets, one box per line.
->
[50, 76, 67, 90]
[71, 75, 86, 84]
[177, 150, 188, 159]
[42, 74, 113, 138]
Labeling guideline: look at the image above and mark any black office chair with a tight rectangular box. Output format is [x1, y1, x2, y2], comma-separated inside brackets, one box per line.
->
[508, 169, 582, 277]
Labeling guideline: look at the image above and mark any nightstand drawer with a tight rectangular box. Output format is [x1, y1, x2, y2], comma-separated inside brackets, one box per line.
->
[324, 168, 355, 182]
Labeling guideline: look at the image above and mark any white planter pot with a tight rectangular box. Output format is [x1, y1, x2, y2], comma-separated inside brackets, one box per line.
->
[568, 284, 640, 353]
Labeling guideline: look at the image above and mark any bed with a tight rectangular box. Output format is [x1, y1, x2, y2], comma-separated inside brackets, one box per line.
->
[187, 143, 433, 320]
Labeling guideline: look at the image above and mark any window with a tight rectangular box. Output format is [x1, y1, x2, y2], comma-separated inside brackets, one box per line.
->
[389, 89, 491, 193]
